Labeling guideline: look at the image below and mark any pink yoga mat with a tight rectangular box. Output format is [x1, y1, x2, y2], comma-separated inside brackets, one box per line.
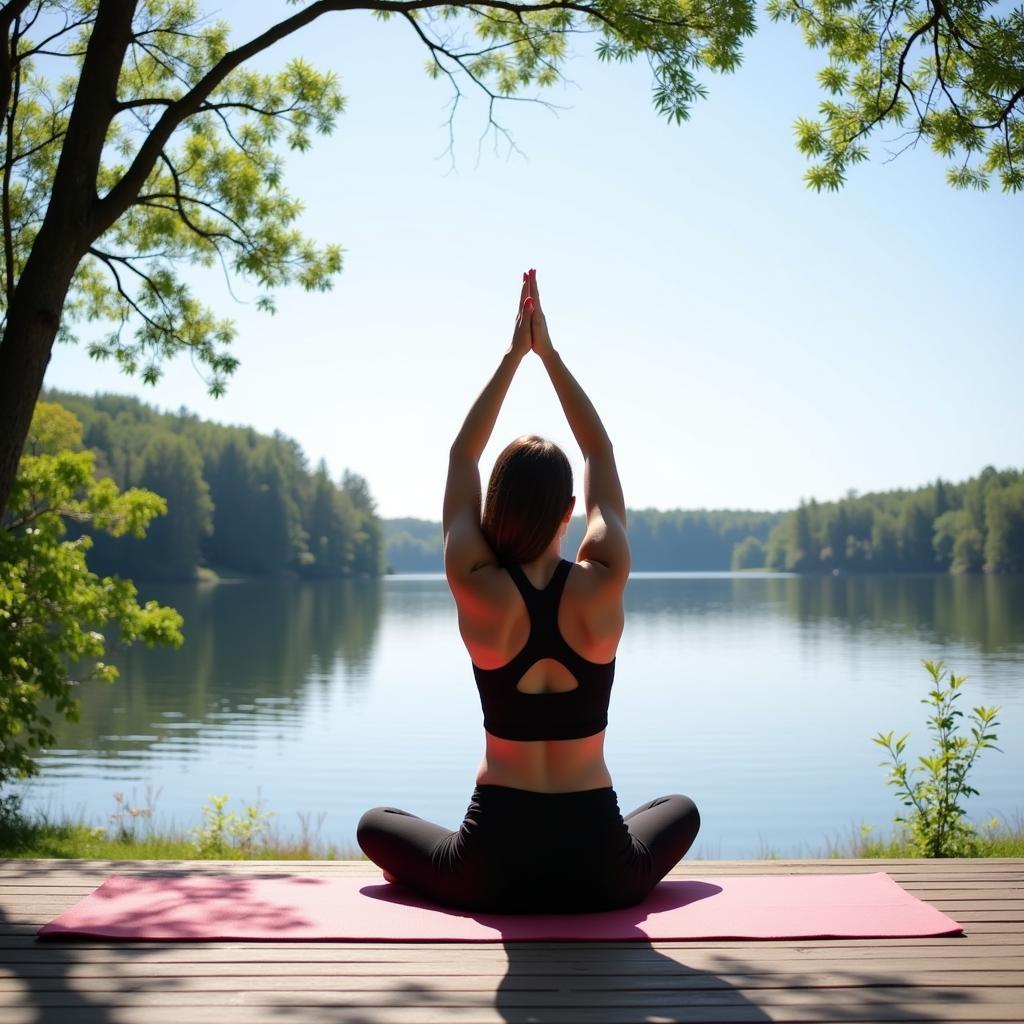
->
[38, 872, 961, 942]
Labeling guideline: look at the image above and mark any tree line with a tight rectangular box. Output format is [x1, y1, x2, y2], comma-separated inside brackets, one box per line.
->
[387, 470, 1024, 575]
[744, 468, 1024, 574]
[44, 390, 383, 581]
[384, 510, 782, 573]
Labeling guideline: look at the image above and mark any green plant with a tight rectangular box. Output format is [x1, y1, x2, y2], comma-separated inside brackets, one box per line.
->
[874, 660, 1001, 857]
[0, 403, 182, 787]
[191, 794, 275, 858]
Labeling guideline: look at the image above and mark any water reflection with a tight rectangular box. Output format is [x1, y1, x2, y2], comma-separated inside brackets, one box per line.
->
[47, 579, 383, 763]
[625, 573, 1024, 653]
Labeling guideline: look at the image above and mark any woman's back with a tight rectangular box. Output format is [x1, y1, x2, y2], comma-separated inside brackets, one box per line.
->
[461, 554, 624, 793]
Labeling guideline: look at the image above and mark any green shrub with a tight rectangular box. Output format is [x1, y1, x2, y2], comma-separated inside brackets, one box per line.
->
[191, 794, 275, 857]
[874, 660, 1001, 857]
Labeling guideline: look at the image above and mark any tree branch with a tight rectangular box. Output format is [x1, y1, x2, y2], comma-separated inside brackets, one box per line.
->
[401, 7, 560, 170]
[0, 0, 33, 131]
[97, 1, 603, 232]
[151, 149, 255, 251]
[3, 11, 21, 307]
[134, 192, 254, 249]
[843, 9, 942, 150]
[88, 245, 185, 349]
[975, 85, 1024, 132]
[13, 10, 95, 64]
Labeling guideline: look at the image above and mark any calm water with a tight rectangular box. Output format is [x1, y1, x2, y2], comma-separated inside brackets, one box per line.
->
[17, 573, 1024, 858]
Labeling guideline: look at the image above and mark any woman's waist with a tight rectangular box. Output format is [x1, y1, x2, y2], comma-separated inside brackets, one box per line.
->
[476, 736, 612, 794]
[461, 780, 628, 844]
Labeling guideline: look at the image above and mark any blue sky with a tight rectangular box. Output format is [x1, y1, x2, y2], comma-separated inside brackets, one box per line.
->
[42, 4, 1022, 519]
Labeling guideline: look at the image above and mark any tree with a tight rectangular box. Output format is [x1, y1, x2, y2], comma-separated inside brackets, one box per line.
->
[871, 511, 901, 569]
[205, 436, 249, 570]
[731, 534, 765, 570]
[984, 479, 1024, 573]
[899, 495, 936, 570]
[133, 432, 213, 579]
[0, 402, 182, 786]
[307, 461, 356, 576]
[250, 445, 298, 575]
[933, 508, 971, 569]
[787, 500, 817, 571]
[0, 1, 761, 523]
[952, 527, 985, 573]
[768, 0, 1024, 192]
[343, 469, 384, 575]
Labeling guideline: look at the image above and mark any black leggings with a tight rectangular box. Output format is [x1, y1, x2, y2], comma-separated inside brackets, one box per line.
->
[357, 785, 700, 914]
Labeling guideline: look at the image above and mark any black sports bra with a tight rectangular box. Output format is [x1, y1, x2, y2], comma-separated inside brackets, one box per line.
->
[472, 559, 615, 741]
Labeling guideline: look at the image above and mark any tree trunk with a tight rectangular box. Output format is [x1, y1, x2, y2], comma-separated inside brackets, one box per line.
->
[0, 257, 77, 519]
[0, 0, 139, 520]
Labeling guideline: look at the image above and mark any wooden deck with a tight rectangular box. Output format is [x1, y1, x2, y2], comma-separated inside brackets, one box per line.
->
[1, 858, 1021, 1023]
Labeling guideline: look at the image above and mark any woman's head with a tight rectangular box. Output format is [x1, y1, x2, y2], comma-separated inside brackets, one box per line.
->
[482, 436, 574, 564]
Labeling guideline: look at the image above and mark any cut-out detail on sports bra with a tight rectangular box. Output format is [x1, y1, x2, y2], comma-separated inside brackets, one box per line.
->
[472, 559, 615, 742]
[515, 657, 579, 695]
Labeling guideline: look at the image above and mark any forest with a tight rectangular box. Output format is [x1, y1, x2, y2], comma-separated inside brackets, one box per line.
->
[43, 391, 384, 581]
[42, 392, 1023, 578]
[387, 472, 1024, 575]
[753, 470, 1024, 574]
[385, 510, 781, 573]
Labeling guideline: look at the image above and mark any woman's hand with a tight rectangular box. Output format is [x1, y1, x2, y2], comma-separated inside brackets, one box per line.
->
[526, 268, 554, 359]
[510, 271, 534, 359]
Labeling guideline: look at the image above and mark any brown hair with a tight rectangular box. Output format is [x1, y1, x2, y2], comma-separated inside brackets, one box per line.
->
[482, 436, 573, 565]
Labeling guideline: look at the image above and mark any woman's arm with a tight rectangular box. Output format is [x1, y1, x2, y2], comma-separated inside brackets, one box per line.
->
[529, 269, 630, 582]
[443, 275, 533, 584]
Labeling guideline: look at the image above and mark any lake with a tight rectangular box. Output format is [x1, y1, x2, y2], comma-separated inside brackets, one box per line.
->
[16, 573, 1024, 859]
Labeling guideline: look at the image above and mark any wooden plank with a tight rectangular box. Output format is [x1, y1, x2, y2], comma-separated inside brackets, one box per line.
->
[1, 1011, 1024, 1024]
[0, 942, 1017, 964]
[4, 1010, 1024, 1024]
[1, 968, 1022, 989]
[0, 983, 1022, 1005]
[0, 987, 1022, 1014]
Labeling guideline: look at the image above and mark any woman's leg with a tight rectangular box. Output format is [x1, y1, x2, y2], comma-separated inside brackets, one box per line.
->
[356, 807, 453, 887]
[622, 794, 701, 885]
[356, 805, 494, 910]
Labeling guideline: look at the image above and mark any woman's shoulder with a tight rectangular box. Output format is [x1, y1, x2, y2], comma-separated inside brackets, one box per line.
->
[565, 556, 629, 600]
[549, 559, 621, 664]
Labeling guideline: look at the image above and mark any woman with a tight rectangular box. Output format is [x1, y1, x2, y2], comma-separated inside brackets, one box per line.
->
[358, 269, 700, 913]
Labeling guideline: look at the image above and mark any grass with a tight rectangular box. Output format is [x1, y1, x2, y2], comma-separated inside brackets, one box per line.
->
[828, 816, 1024, 858]
[2, 793, 1022, 860]
[0, 792, 362, 860]
[748, 815, 1024, 860]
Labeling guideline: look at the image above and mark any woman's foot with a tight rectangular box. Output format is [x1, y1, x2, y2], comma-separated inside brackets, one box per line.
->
[383, 869, 397, 883]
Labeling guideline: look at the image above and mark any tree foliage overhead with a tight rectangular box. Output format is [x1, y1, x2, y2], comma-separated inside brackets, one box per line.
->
[768, 0, 1024, 192]
[1, 0, 348, 397]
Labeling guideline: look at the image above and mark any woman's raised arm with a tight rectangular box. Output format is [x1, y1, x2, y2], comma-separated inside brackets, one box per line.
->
[528, 269, 630, 583]
[443, 274, 534, 585]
